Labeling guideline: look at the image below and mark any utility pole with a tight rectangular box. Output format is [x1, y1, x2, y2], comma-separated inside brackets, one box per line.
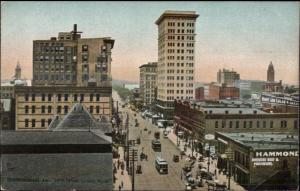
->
[132, 148, 135, 191]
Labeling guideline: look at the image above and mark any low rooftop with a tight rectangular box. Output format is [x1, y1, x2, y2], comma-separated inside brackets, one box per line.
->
[217, 132, 299, 150]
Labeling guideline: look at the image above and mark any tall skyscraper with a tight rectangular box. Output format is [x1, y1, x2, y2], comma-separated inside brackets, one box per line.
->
[139, 62, 157, 106]
[267, 61, 275, 82]
[32, 24, 114, 87]
[217, 68, 240, 87]
[155, 10, 198, 119]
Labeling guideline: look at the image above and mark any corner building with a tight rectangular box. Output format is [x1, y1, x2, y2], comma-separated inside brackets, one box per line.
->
[155, 11, 199, 119]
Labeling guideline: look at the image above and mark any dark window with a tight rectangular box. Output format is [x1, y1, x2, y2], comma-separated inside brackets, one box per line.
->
[82, 45, 88, 52]
[25, 106, 29, 114]
[284, 120, 287, 128]
[25, 119, 29, 127]
[32, 119, 36, 128]
[96, 106, 100, 113]
[41, 106, 45, 113]
[48, 94, 52, 101]
[215, 121, 218, 128]
[225, 110, 229, 114]
[90, 106, 94, 113]
[48, 106, 52, 113]
[229, 121, 233, 128]
[74, 94, 78, 101]
[32, 94, 35, 101]
[263, 121, 266, 128]
[57, 106, 62, 113]
[222, 120, 225, 128]
[294, 120, 298, 129]
[41, 119, 45, 128]
[239, 110, 242, 114]
[64, 106, 68, 114]
[57, 94, 62, 101]
[270, 121, 273, 128]
[64, 94, 68, 101]
[90, 94, 94, 102]
[48, 119, 52, 125]
[42, 94, 45, 101]
[243, 121, 247, 128]
[80, 94, 84, 102]
[256, 121, 260, 128]
[236, 121, 239, 128]
[25, 94, 29, 101]
[96, 94, 100, 101]
[249, 121, 253, 128]
[32, 106, 36, 113]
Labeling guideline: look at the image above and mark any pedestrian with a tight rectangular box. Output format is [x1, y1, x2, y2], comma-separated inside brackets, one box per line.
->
[121, 181, 124, 188]
[119, 185, 121, 191]
[215, 169, 217, 176]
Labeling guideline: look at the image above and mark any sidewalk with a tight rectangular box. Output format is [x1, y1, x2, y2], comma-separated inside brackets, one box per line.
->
[168, 130, 245, 191]
[113, 146, 132, 191]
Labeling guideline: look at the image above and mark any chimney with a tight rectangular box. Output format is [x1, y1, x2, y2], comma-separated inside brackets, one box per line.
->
[73, 24, 77, 40]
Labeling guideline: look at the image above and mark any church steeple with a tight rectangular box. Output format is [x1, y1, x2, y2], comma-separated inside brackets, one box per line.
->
[15, 61, 22, 79]
[267, 61, 275, 82]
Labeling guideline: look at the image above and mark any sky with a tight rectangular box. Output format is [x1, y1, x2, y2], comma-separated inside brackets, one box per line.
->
[1, 1, 299, 85]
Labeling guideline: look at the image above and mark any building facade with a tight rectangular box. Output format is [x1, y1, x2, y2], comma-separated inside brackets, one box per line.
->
[32, 24, 114, 87]
[195, 87, 204, 101]
[174, 100, 298, 153]
[139, 62, 157, 106]
[217, 68, 240, 87]
[0, 99, 15, 130]
[234, 80, 266, 98]
[15, 86, 112, 130]
[207, 83, 240, 100]
[215, 132, 299, 190]
[155, 11, 199, 119]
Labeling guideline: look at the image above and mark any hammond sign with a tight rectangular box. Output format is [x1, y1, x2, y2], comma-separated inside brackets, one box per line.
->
[255, 151, 298, 157]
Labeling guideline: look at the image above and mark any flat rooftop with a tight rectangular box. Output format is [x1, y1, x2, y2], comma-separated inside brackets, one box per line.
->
[1, 130, 111, 145]
[217, 132, 299, 150]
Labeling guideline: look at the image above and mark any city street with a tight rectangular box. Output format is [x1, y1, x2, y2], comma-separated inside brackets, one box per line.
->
[113, 90, 211, 191]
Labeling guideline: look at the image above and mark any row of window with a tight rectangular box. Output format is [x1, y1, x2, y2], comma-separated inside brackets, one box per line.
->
[24, 94, 103, 102]
[167, 22, 194, 27]
[166, 56, 194, 61]
[166, 96, 193, 101]
[24, 105, 104, 115]
[24, 118, 52, 128]
[215, 120, 297, 129]
[166, 35, 195, 41]
[166, 63, 194, 67]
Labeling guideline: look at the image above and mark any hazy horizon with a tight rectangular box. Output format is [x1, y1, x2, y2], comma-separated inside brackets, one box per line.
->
[1, 1, 299, 85]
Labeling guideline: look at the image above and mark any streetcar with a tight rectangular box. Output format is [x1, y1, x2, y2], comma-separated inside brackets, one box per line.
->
[155, 156, 168, 174]
[151, 139, 161, 151]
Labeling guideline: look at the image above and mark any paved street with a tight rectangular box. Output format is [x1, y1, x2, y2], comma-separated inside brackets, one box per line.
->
[112, 90, 245, 191]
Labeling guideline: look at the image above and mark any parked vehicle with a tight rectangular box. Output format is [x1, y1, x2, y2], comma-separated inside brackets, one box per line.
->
[136, 165, 142, 174]
[154, 131, 160, 139]
[136, 137, 140, 144]
[200, 171, 213, 180]
[173, 155, 179, 162]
